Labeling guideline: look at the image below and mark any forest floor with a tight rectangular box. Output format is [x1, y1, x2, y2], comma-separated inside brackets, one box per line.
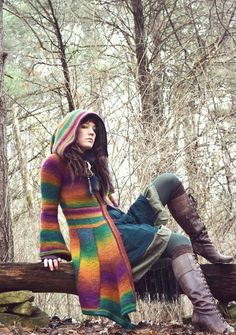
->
[1, 317, 236, 335]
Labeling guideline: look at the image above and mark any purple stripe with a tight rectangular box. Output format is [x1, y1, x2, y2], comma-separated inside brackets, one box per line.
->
[78, 283, 100, 308]
[41, 159, 62, 179]
[40, 212, 57, 220]
[101, 261, 127, 284]
[63, 207, 100, 215]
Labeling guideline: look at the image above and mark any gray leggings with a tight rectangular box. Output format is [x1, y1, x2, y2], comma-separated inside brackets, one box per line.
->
[152, 173, 192, 257]
[152, 172, 181, 205]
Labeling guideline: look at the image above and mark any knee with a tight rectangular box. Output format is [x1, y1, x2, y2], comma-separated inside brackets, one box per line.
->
[178, 234, 192, 246]
[169, 232, 191, 248]
[154, 173, 181, 188]
[166, 233, 192, 258]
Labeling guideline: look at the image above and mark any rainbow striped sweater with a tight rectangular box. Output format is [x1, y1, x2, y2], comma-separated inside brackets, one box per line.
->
[40, 153, 136, 328]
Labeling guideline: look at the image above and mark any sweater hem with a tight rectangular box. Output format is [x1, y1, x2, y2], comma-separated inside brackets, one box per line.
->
[40, 249, 72, 261]
[82, 307, 136, 329]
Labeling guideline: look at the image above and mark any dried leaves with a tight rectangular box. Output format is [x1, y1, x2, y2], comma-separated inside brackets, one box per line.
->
[0, 317, 236, 335]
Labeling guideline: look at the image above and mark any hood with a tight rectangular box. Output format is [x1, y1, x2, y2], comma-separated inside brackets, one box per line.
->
[50, 109, 108, 158]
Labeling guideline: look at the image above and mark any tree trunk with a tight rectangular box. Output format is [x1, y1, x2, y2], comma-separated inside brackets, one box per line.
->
[0, 0, 14, 262]
[47, 0, 75, 113]
[0, 262, 236, 304]
[130, 0, 153, 124]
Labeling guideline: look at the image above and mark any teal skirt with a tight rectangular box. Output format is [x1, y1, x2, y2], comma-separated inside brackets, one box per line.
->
[108, 195, 160, 266]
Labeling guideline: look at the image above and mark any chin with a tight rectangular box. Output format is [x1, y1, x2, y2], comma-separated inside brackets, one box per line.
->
[83, 145, 94, 152]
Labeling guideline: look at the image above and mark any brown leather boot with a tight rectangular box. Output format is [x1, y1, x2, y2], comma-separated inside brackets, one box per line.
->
[172, 253, 234, 333]
[168, 192, 233, 264]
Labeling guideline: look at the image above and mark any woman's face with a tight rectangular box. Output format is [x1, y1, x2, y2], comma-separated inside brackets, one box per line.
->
[76, 120, 97, 152]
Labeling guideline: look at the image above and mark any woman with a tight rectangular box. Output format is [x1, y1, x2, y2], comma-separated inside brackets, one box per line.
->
[40, 109, 234, 333]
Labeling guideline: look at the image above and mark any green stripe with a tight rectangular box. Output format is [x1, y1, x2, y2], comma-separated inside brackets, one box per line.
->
[54, 110, 80, 146]
[40, 231, 66, 243]
[61, 200, 98, 208]
[94, 224, 110, 241]
[41, 183, 59, 199]
[67, 215, 104, 225]
[82, 309, 135, 329]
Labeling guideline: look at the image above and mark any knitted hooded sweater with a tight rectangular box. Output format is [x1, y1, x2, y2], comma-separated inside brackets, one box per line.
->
[39, 109, 136, 328]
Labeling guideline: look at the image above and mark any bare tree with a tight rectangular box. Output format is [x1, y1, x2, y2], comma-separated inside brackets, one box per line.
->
[5, 0, 76, 114]
[0, 0, 14, 262]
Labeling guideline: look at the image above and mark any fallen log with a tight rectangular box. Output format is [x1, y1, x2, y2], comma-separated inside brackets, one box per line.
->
[0, 263, 75, 295]
[0, 262, 236, 303]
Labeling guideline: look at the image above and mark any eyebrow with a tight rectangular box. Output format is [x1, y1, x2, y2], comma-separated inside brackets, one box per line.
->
[80, 121, 97, 129]
[83, 120, 96, 125]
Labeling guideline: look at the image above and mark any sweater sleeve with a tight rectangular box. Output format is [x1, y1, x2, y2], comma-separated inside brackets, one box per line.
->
[39, 154, 71, 261]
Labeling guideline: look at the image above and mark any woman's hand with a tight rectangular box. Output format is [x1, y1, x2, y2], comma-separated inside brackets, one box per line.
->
[41, 256, 62, 271]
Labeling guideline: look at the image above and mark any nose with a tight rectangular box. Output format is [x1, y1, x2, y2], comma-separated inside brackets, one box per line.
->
[88, 127, 95, 136]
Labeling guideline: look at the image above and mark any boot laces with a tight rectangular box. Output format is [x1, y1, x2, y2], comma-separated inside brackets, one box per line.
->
[186, 188, 198, 207]
[192, 254, 227, 323]
[186, 191, 202, 222]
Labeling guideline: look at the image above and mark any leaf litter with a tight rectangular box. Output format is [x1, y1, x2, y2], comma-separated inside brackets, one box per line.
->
[0, 316, 235, 335]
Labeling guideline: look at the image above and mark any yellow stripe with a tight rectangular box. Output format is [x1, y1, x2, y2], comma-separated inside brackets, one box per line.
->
[69, 222, 106, 229]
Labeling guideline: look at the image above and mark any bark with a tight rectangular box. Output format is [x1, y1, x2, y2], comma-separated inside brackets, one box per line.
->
[221, 139, 236, 232]
[0, 0, 14, 262]
[47, 0, 75, 113]
[0, 262, 236, 303]
[0, 263, 75, 295]
[130, 0, 153, 124]
[219, 60, 236, 233]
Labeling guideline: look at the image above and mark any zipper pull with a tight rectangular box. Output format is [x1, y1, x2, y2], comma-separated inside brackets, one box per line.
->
[88, 176, 93, 194]
[86, 161, 94, 194]
[86, 161, 93, 176]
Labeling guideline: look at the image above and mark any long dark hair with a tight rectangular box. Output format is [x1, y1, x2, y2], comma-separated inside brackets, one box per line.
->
[63, 140, 114, 198]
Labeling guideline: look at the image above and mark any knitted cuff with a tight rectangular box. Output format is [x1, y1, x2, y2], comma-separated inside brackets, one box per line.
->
[171, 245, 193, 260]
[40, 255, 60, 260]
[169, 182, 185, 200]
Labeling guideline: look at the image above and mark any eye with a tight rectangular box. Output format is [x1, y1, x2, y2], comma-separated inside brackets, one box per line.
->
[80, 121, 96, 132]
[81, 124, 88, 129]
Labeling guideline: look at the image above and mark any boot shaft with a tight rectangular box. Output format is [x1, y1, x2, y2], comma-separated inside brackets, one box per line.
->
[168, 192, 233, 264]
[172, 253, 234, 333]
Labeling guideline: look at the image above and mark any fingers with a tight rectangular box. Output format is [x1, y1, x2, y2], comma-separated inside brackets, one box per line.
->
[53, 258, 60, 270]
[43, 258, 62, 271]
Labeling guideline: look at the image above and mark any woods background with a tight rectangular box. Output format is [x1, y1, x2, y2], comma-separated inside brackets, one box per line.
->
[1, 0, 236, 323]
